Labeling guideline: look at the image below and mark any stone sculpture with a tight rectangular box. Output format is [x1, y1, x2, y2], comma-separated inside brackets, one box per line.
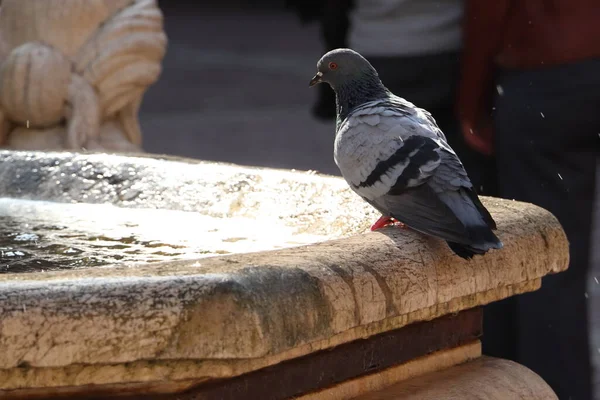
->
[0, 0, 166, 152]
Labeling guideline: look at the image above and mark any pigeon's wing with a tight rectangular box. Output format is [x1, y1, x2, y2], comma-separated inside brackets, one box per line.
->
[368, 183, 474, 244]
[429, 150, 497, 230]
[363, 146, 477, 244]
[368, 148, 498, 245]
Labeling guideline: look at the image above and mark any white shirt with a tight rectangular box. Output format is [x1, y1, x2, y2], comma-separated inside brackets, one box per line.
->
[348, 0, 464, 57]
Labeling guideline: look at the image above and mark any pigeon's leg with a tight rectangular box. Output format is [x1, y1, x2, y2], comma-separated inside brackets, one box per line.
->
[371, 216, 396, 231]
[370, 216, 408, 231]
[370, 216, 393, 231]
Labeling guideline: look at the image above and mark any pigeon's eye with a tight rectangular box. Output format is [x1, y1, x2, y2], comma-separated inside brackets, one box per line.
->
[328, 62, 338, 70]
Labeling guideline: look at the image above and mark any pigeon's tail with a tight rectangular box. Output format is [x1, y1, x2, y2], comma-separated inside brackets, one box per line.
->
[443, 189, 503, 259]
[446, 235, 502, 259]
[447, 241, 486, 259]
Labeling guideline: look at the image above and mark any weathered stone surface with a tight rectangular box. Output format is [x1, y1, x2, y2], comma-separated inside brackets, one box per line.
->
[128, 310, 482, 400]
[0, 151, 568, 394]
[350, 356, 558, 399]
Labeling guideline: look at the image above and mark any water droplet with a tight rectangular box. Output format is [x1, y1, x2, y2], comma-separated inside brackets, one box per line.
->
[13, 233, 39, 242]
[540, 112, 545, 118]
[594, 276, 598, 284]
[496, 85, 504, 96]
[1, 250, 25, 257]
[557, 173, 563, 180]
[64, 248, 82, 254]
[584, 292, 589, 299]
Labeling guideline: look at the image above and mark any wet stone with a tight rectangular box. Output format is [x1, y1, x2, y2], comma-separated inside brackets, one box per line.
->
[0, 198, 337, 274]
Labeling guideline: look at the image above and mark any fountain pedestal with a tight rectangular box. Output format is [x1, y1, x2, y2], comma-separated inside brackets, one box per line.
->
[0, 151, 564, 399]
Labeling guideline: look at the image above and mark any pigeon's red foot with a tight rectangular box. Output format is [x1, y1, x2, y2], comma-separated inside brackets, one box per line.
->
[370, 216, 402, 231]
[371, 216, 393, 231]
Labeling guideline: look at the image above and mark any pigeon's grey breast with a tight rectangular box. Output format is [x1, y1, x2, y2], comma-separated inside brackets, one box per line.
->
[333, 97, 450, 201]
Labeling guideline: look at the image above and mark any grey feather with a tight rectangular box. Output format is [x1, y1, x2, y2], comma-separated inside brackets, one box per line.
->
[312, 48, 503, 259]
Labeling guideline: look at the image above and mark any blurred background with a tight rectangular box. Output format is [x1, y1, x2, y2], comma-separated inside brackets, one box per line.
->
[141, 0, 336, 174]
[141, 1, 599, 398]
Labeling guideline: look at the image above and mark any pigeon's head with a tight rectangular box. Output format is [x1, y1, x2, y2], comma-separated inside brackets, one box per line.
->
[309, 48, 379, 90]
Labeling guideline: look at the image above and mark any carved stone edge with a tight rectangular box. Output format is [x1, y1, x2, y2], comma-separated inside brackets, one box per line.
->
[297, 341, 483, 400]
[349, 356, 558, 399]
[0, 280, 538, 393]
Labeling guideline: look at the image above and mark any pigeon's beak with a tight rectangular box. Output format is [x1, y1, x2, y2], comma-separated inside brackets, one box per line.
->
[309, 72, 323, 87]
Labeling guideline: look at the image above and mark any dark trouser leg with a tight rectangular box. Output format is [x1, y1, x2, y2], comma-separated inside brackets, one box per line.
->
[486, 59, 600, 400]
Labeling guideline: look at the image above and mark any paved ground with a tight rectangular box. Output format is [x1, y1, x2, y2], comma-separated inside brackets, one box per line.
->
[141, 2, 337, 174]
[140, 3, 600, 397]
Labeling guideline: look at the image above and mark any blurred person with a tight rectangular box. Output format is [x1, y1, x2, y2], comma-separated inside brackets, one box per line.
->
[285, 0, 352, 120]
[286, 0, 498, 195]
[459, 1, 600, 398]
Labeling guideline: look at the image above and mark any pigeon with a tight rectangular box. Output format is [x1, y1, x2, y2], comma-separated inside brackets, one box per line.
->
[309, 48, 503, 259]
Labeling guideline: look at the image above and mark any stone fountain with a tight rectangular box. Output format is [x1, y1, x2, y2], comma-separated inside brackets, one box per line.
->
[0, 150, 565, 399]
